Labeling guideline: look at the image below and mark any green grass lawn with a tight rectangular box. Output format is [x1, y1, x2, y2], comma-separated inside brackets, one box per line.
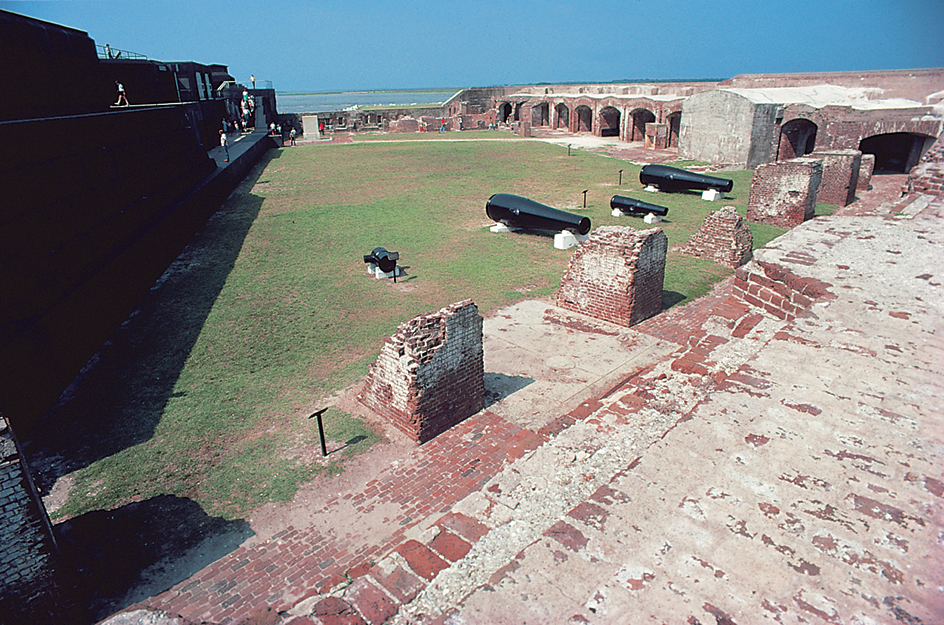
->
[47, 137, 795, 521]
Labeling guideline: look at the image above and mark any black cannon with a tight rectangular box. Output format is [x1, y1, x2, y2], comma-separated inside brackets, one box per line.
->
[639, 164, 733, 193]
[363, 247, 399, 273]
[486, 193, 591, 235]
[610, 195, 669, 217]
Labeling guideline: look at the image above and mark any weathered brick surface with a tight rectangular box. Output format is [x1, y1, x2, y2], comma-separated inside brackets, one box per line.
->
[0, 416, 80, 624]
[857, 153, 875, 191]
[906, 134, 944, 196]
[679, 206, 753, 267]
[733, 259, 834, 321]
[359, 301, 485, 443]
[811, 149, 862, 207]
[556, 227, 668, 328]
[746, 157, 822, 228]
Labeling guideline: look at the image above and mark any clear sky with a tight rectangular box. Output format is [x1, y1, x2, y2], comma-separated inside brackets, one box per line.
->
[3, 0, 943, 93]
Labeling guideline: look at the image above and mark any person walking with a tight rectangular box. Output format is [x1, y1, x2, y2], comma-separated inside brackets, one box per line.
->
[220, 129, 229, 162]
[289, 127, 297, 146]
[115, 81, 129, 106]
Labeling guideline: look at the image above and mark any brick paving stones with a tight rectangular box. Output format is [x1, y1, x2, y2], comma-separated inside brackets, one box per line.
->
[120, 190, 942, 624]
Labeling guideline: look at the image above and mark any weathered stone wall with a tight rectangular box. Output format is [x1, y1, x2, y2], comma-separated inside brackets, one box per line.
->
[812, 149, 862, 207]
[720, 68, 944, 102]
[747, 157, 823, 228]
[733, 260, 834, 321]
[556, 227, 668, 327]
[857, 153, 875, 191]
[0, 416, 79, 624]
[679, 206, 753, 268]
[360, 301, 485, 444]
[679, 90, 779, 168]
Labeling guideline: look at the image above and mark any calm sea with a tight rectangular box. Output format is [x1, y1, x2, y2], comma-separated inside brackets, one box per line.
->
[275, 89, 459, 114]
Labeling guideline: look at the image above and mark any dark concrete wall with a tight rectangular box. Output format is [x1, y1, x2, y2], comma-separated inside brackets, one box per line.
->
[0, 106, 271, 432]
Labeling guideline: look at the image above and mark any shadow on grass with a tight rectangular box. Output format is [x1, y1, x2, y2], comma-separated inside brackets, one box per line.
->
[22, 150, 280, 496]
[56, 494, 253, 623]
[662, 290, 687, 310]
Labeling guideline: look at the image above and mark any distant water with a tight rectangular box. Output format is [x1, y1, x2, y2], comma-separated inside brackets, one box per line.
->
[276, 90, 458, 114]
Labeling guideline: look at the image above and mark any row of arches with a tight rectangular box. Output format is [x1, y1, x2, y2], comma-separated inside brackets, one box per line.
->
[777, 118, 934, 173]
[497, 100, 681, 147]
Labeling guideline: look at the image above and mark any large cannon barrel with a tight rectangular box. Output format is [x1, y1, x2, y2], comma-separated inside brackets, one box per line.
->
[486, 193, 591, 235]
[640, 164, 733, 193]
[610, 195, 668, 217]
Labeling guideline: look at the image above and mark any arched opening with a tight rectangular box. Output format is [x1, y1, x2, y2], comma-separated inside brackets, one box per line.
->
[575, 105, 593, 133]
[859, 132, 935, 173]
[630, 108, 655, 142]
[532, 102, 550, 127]
[599, 106, 620, 137]
[514, 102, 524, 122]
[666, 111, 681, 148]
[498, 102, 512, 124]
[778, 118, 817, 160]
[555, 103, 570, 129]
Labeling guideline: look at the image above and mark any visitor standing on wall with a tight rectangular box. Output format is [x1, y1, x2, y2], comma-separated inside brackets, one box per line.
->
[115, 81, 128, 106]
[220, 129, 229, 162]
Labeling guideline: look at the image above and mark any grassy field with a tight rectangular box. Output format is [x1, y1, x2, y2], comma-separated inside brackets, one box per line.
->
[39, 137, 833, 522]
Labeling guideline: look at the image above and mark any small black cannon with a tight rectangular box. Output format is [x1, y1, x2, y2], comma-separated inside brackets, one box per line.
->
[610, 195, 668, 217]
[363, 247, 399, 273]
[486, 193, 591, 235]
[639, 164, 733, 193]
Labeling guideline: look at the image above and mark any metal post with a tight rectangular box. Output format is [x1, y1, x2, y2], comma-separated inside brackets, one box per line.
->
[618, 170, 623, 185]
[311, 408, 328, 456]
[582, 189, 589, 208]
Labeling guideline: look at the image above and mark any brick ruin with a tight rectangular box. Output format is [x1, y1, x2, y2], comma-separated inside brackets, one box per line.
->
[556, 227, 668, 328]
[0, 416, 78, 623]
[906, 134, 944, 195]
[811, 149, 861, 207]
[747, 157, 823, 228]
[857, 153, 875, 191]
[733, 260, 834, 321]
[679, 206, 753, 268]
[359, 301, 485, 444]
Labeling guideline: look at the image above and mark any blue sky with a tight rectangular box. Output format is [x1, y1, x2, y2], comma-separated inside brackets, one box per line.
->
[3, 0, 943, 93]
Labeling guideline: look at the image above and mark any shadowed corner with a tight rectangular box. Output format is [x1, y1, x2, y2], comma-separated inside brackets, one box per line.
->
[54, 494, 254, 623]
[662, 290, 686, 310]
[483, 372, 535, 407]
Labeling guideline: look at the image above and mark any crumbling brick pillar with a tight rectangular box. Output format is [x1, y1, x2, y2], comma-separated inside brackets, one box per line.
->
[747, 157, 823, 228]
[556, 226, 668, 327]
[0, 415, 80, 623]
[360, 301, 485, 443]
[679, 206, 753, 268]
[645, 123, 669, 149]
[857, 153, 875, 191]
[811, 149, 862, 207]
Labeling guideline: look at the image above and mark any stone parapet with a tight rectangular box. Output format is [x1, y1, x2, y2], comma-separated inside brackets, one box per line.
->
[360, 301, 485, 444]
[556, 226, 667, 327]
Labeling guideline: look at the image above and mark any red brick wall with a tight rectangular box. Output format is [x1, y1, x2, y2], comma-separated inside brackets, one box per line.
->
[906, 134, 944, 196]
[645, 123, 669, 149]
[857, 153, 875, 191]
[556, 227, 668, 327]
[747, 157, 823, 228]
[812, 149, 861, 206]
[679, 206, 753, 268]
[733, 261, 834, 321]
[359, 301, 485, 444]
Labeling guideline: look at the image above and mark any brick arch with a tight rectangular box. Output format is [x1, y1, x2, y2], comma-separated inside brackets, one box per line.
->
[575, 105, 593, 132]
[498, 102, 512, 124]
[665, 111, 682, 148]
[629, 108, 655, 142]
[859, 131, 937, 173]
[531, 101, 550, 126]
[778, 118, 818, 161]
[599, 106, 620, 137]
[555, 103, 570, 129]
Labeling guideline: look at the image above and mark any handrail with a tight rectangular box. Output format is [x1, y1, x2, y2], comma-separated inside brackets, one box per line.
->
[97, 44, 147, 60]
